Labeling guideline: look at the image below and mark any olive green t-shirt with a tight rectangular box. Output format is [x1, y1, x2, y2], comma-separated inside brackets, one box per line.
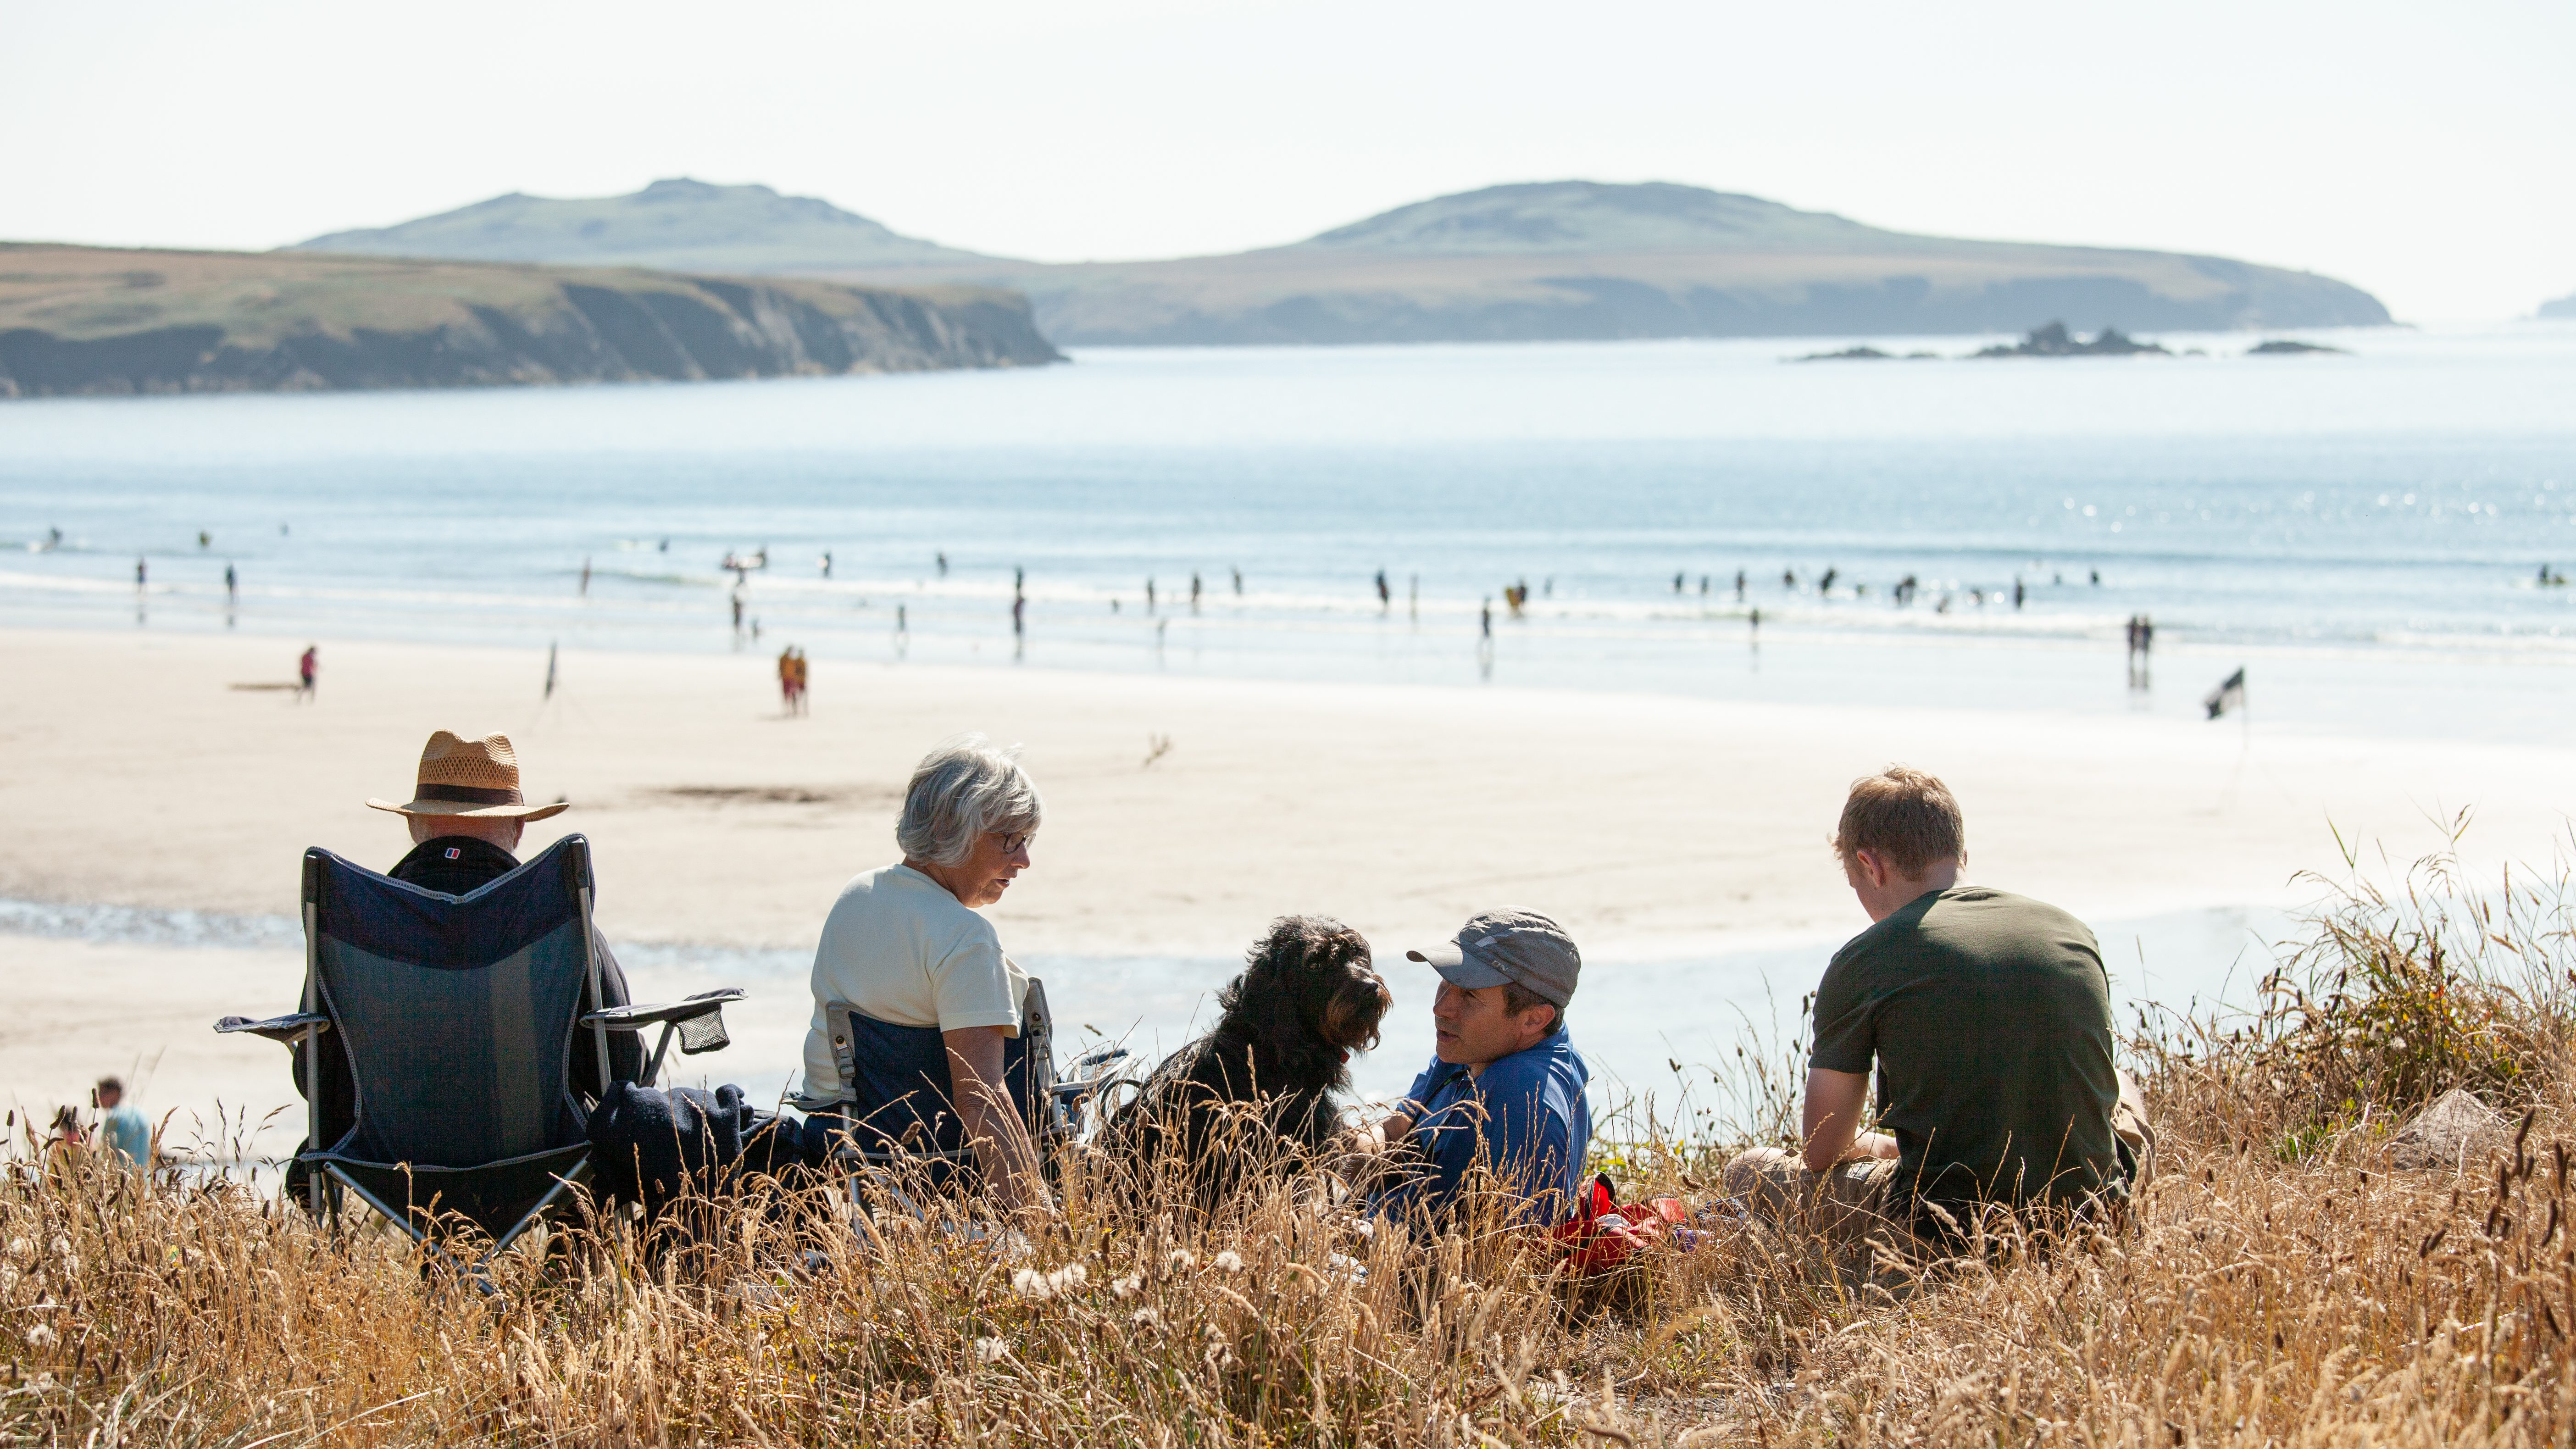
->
[1810, 887, 2121, 1224]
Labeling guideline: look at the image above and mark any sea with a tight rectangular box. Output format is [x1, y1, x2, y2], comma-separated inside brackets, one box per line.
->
[6, 321, 2575, 1114]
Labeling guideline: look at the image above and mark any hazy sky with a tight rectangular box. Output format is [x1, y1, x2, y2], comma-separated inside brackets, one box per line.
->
[5, 0, 2568, 322]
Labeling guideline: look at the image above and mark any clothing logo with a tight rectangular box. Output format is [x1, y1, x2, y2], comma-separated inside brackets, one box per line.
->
[444, 847, 461, 860]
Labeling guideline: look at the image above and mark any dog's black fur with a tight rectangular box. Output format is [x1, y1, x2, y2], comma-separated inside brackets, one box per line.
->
[1103, 915, 1391, 1212]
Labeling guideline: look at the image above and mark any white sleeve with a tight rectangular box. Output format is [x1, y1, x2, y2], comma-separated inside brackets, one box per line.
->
[928, 924, 1020, 1033]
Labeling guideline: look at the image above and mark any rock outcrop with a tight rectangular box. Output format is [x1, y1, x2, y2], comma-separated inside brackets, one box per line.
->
[2384, 1088, 2511, 1171]
[0, 244, 1059, 399]
[1971, 322, 2171, 357]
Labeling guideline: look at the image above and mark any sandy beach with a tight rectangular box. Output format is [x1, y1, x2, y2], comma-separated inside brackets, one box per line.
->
[6, 625, 2573, 1145]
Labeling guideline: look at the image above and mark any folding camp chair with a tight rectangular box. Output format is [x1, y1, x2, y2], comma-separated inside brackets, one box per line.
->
[816, 977, 1125, 1217]
[216, 834, 740, 1287]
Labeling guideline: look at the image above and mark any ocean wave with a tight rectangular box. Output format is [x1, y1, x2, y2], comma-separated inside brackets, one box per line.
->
[0, 897, 300, 951]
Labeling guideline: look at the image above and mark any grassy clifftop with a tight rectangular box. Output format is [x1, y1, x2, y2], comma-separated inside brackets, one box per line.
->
[0, 243, 1059, 398]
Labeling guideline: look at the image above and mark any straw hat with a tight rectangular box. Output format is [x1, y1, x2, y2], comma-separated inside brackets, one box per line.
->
[366, 731, 569, 821]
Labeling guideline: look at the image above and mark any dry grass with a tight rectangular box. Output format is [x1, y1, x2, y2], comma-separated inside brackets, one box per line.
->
[12, 845, 2576, 1445]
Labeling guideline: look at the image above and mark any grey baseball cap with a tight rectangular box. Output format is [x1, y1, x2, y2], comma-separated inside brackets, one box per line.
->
[1406, 909, 1581, 1008]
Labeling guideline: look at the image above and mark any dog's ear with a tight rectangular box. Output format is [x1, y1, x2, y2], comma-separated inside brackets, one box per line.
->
[1216, 949, 1294, 1029]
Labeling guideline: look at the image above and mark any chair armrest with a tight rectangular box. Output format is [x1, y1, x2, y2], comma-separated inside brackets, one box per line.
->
[215, 1012, 330, 1043]
[833, 1140, 977, 1166]
[580, 988, 745, 1030]
[1047, 1045, 1131, 1102]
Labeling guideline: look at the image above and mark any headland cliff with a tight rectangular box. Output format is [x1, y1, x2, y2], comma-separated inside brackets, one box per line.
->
[0, 243, 1060, 398]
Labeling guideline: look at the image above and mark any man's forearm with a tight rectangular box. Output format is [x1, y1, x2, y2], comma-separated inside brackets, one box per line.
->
[1800, 1067, 1875, 1174]
[1333, 1110, 1415, 1183]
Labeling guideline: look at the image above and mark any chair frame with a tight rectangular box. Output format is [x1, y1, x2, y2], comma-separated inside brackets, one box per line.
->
[819, 979, 1129, 1220]
[218, 841, 740, 1291]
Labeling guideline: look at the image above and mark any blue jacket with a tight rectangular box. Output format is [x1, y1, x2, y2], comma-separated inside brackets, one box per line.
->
[1370, 1027, 1592, 1227]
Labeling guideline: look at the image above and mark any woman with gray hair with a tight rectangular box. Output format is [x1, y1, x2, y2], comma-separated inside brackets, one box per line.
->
[796, 735, 1049, 1216]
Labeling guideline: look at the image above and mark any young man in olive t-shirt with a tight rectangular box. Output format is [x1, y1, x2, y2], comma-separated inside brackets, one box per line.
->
[1724, 766, 2154, 1247]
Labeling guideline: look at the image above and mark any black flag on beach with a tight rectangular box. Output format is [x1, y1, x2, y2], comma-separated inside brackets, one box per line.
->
[2204, 666, 2246, 720]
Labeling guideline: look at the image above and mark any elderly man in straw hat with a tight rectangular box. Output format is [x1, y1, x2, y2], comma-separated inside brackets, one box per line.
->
[291, 732, 642, 1146]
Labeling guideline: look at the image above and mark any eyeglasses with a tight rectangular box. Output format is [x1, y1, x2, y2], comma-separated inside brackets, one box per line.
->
[997, 833, 1033, 855]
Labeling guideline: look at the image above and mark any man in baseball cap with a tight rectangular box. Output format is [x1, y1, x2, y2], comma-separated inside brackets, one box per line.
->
[1351, 909, 1593, 1227]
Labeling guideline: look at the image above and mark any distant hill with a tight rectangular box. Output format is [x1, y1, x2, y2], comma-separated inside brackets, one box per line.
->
[988, 183, 2393, 344]
[2542, 291, 2576, 320]
[291, 178, 996, 274]
[1290, 182, 1893, 255]
[0, 244, 1058, 398]
[298, 178, 2395, 345]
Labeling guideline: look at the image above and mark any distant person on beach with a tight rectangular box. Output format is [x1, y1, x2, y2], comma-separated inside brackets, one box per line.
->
[820, 551, 833, 578]
[1376, 570, 1390, 609]
[1232, 566, 1243, 594]
[1012, 594, 1026, 637]
[1191, 572, 1202, 611]
[579, 557, 592, 597]
[730, 590, 744, 633]
[287, 733, 638, 1167]
[297, 645, 317, 701]
[778, 645, 799, 711]
[44, 1105, 86, 1185]
[1346, 910, 1592, 1228]
[135, 557, 147, 589]
[224, 563, 237, 601]
[1722, 766, 2153, 1252]
[795, 736, 1049, 1221]
[94, 1076, 149, 1169]
[937, 551, 949, 577]
[1480, 599, 1492, 638]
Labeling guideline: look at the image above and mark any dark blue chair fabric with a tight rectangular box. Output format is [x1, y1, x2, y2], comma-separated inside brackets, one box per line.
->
[306, 837, 595, 1175]
[829, 1008, 1045, 1159]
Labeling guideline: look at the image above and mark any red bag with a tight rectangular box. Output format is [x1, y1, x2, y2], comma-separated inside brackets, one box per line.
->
[1550, 1174, 1688, 1276]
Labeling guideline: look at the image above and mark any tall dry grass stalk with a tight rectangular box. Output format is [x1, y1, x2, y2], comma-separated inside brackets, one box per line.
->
[12, 844, 2576, 1445]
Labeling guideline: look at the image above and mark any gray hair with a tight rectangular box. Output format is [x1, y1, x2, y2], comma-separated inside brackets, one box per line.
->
[897, 735, 1043, 867]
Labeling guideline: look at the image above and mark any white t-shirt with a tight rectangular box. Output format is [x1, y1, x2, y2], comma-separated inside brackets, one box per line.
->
[796, 862, 1027, 1107]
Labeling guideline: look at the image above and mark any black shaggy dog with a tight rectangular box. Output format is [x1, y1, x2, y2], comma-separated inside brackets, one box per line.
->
[1104, 915, 1392, 1213]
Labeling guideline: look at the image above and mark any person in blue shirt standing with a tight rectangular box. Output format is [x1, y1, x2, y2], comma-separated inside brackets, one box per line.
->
[1351, 910, 1592, 1229]
[94, 1076, 150, 1171]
